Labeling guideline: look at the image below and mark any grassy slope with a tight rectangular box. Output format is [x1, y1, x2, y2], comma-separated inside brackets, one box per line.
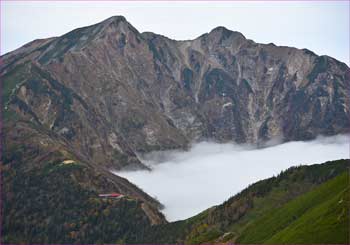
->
[266, 173, 349, 244]
[237, 171, 349, 244]
[135, 159, 349, 244]
[188, 160, 350, 244]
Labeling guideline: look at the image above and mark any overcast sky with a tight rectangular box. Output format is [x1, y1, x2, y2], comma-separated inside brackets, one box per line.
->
[1, 1, 349, 65]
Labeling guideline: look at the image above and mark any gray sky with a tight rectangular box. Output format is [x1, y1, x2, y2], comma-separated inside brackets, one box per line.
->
[1, 1, 349, 65]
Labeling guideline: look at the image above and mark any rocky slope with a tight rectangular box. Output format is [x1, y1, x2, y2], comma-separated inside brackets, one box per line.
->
[2, 16, 349, 171]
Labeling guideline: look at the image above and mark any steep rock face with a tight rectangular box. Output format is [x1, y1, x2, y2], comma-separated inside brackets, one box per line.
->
[2, 16, 349, 171]
[146, 26, 349, 144]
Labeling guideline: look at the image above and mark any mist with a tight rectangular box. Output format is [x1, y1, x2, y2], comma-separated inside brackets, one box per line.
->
[114, 135, 349, 222]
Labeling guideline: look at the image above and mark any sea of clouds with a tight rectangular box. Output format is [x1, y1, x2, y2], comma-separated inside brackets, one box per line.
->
[114, 135, 349, 222]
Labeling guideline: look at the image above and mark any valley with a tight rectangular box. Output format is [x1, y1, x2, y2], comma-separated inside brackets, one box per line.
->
[1, 15, 349, 244]
[116, 136, 349, 221]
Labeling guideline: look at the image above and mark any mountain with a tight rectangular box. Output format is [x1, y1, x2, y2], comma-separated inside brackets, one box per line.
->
[2, 158, 166, 243]
[1, 16, 349, 243]
[2, 16, 349, 171]
[136, 159, 350, 244]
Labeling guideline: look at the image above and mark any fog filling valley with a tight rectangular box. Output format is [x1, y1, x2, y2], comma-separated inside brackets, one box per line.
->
[115, 135, 349, 222]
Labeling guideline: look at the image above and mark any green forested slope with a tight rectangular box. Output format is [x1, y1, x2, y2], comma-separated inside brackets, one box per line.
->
[237, 171, 349, 244]
[134, 159, 349, 244]
[2, 160, 154, 244]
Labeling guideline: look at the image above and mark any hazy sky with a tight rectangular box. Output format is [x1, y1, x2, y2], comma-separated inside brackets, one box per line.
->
[1, 1, 349, 65]
[116, 135, 349, 221]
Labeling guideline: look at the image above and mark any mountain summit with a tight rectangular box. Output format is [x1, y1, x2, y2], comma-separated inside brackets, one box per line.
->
[3, 16, 349, 171]
[3, 16, 349, 169]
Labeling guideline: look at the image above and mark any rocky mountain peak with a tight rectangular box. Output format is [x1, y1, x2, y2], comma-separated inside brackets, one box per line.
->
[2, 16, 349, 172]
[93, 15, 143, 50]
[208, 26, 245, 40]
[98, 15, 135, 34]
[199, 26, 246, 49]
[101, 15, 127, 24]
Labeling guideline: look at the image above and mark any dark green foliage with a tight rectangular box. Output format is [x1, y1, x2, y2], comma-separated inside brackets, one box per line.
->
[31, 65, 74, 109]
[307, 56, 329, 82]
[2, 161, 152, 244]
[237, 172, 349, 244]
[169, 85, 193, 109]
[118, 33, 126, 48]
[112, 150, 129, 163]
[259, 50, 268, 62]
[120, 113, 145, 133]
[182, 68, 193, 90]
[2, 63, 79, 128]
[38, 25, 97, 64]
[203, 68, 236, 100]
[241, 79, 253, 94]
[2, 150, 348, 244]
[148, 40, 162, 61]
[11, 96, 41, 123]
[258, 118, 270, 140]
[303, 48, 316, 56]
[187, 226, 222, 244]
[189, 50, 201, 72]
[215, 26, 233, 43]
[2, 63, 28, 105]
[146, 37, 176, 66]
[132, 159, 349, 244]
[266, 185, 348, 244]
[2, 109, 19, 123]
[136, 220, 189, 244]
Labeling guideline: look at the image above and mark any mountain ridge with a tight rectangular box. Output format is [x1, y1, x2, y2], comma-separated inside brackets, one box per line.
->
[1, 16, 349, 243]
[2, 16, 349, 172]
[7, 16, 347, 60]
[5, 16, 348, 70]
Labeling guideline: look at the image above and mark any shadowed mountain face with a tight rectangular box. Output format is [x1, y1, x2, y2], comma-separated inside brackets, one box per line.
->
[2, 16, 349, 170]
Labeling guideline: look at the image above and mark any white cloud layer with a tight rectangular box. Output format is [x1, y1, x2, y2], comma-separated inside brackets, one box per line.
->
[115, 135, 349, 221]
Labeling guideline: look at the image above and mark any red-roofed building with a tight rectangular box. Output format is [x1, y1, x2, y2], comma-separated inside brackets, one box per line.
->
[98, 193, 124, 198]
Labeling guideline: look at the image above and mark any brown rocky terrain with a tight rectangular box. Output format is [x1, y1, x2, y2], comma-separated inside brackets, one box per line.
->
[3, 16, 349, 170]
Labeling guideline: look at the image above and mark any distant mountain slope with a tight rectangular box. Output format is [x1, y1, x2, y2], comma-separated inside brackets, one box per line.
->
[136, 159, 349, 244]
[2, 16, 349, 171]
